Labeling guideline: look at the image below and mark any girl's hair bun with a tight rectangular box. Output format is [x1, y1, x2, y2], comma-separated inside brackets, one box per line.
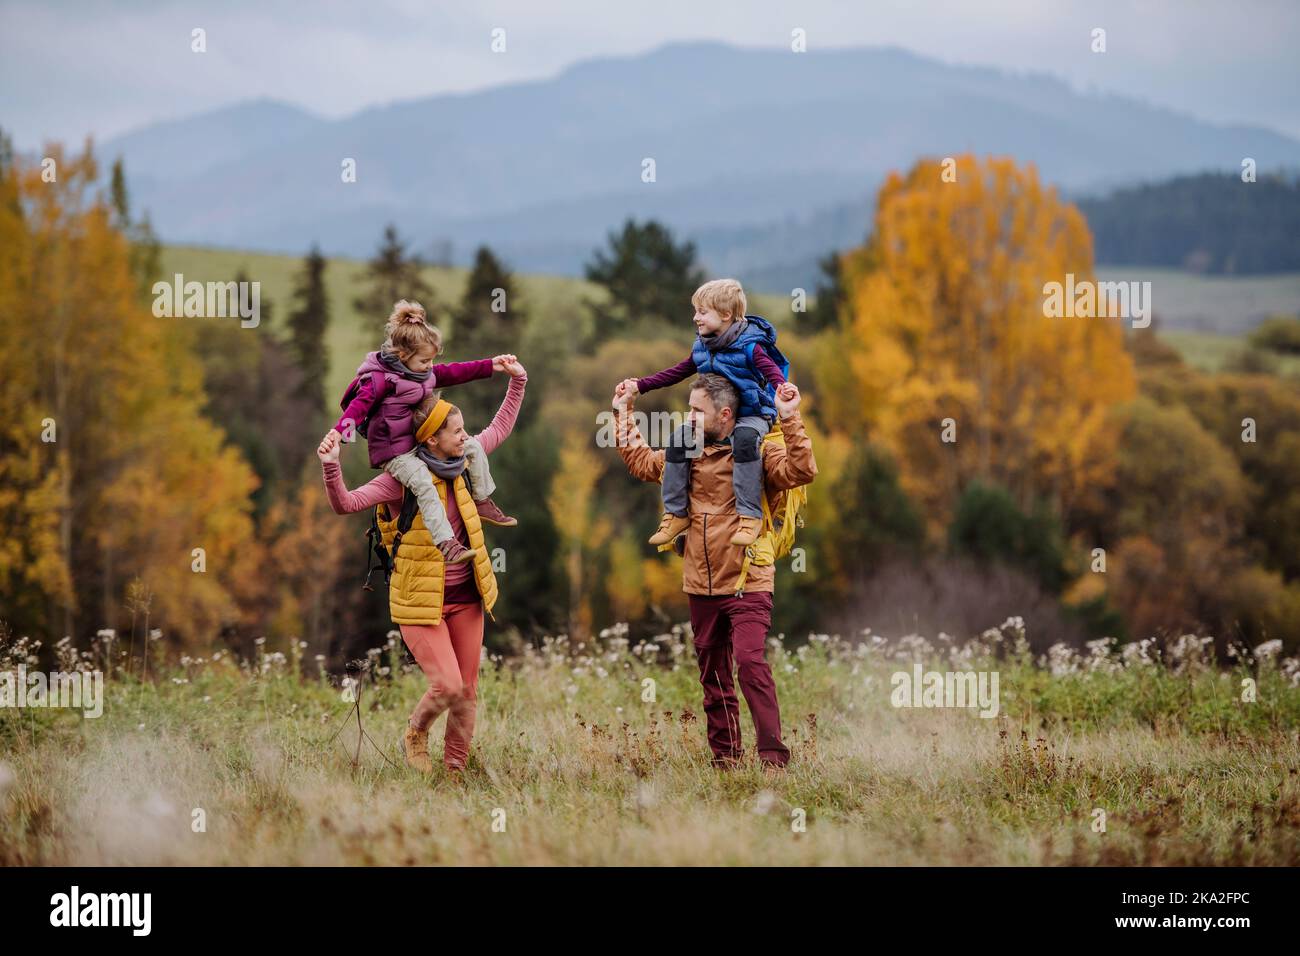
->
[381, 299, 442, 359]
[391, 300, 427, 326]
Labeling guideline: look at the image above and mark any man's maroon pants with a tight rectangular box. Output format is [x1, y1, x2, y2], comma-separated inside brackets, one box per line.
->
[688, 590, 790, 767]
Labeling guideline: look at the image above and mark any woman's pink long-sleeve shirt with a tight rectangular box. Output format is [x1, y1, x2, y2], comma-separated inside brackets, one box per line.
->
[322, 373, 526, 602]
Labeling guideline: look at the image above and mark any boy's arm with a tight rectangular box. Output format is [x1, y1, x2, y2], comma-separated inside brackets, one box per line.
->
[333, 375, 378, 436]
[615, 398, 665, 483]
[635, 356, 696, 394]
[432, 358, 494, 389]
[760, 411, 817, 492]
[476, 372, 527, 456]
[751, 344, 788, 389]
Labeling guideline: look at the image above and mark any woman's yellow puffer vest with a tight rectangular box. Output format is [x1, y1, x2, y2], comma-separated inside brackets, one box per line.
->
[376, 475, 498, 626]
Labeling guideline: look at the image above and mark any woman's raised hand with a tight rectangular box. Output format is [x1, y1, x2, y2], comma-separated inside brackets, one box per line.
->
[317, 430, 341, 463]
[491, 353, 518, 373]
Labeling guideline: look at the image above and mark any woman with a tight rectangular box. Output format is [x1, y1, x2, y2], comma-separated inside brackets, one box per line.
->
[317, 358, 526, 776]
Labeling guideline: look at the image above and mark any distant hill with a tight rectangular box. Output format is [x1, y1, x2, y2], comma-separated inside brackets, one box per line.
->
[99, 42, 1300, 290]
[100, 99, 325, 195]
[1077, 173, 1300, 274]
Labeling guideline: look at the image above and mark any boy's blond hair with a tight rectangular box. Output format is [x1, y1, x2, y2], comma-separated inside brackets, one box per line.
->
[692, 279, 747, 324]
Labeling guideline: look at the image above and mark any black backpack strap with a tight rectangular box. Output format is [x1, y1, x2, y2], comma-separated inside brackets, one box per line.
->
[362, 505, 392, 591]
[388, 489, 422, 564]
[362, 489, 429, 591]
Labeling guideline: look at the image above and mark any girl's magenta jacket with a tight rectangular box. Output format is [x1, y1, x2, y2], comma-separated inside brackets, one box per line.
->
[335, 351, 494, 468]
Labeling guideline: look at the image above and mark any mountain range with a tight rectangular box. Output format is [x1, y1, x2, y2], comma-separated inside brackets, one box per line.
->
[98, 41, 1300, 291]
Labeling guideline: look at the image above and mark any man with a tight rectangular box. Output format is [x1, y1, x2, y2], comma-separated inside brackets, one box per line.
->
[612, 373, 817, 770]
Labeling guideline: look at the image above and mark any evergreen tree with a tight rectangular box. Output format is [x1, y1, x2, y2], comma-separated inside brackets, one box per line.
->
[353, 224, 434, 323]
[829, 442, 926, 579]
[103, 157, 160, 300]
[800, 251, 846, 334]
[948, 481, 1070, 595]
[287, 245, 330, 411]
[109, 158, 129, 228]
[451, 245, 525, 362]
[583, 218, 705, 346]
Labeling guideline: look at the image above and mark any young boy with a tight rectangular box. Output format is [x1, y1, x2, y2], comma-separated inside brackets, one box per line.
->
[619, 278, 790, 548]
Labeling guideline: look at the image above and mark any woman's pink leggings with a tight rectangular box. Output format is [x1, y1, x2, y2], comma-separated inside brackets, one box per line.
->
[400, 602, 484, 770]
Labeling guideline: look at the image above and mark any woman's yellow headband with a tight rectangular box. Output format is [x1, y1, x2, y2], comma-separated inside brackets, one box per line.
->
[414, 399, 454, 445]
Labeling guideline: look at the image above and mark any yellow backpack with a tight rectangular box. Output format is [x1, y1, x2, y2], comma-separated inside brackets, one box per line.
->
[658, 421, 810, 596]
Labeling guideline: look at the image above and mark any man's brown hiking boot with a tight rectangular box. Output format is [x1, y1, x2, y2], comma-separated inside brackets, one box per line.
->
[400, 724, 433, 774]
[437, 538, 476, 565]
[474, 497, 518, 527]
[648, 513, 690, 546]
[730, 516, 762, 546]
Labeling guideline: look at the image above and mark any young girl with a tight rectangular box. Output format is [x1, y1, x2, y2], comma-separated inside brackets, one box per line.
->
[329, 300, 517, 565]
[618, 278, 795, 548]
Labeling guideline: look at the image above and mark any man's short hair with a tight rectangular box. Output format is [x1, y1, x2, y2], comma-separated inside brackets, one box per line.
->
[691, 374, 739, 414]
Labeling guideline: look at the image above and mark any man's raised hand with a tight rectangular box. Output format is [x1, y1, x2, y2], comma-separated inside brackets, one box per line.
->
[774, 382, 802, 419]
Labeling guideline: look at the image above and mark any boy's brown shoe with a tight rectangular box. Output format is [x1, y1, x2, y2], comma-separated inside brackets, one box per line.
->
[730, 516, 763, 546]
[474, 497, 518, 527]
[648, 513, 690, 546]
[400, 724, 433, 774]
[437, 538, 476, 565]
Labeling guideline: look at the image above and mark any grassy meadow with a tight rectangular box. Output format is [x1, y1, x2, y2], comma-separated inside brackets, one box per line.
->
[8, 245, 1290, 866]
[3, 621, 1298, 866]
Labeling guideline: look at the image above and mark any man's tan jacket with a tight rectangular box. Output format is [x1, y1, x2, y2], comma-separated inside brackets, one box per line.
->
[617, 406, 817, 595]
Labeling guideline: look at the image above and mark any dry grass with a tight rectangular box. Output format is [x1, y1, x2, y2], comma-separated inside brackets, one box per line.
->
[2, 622, 1298, 865]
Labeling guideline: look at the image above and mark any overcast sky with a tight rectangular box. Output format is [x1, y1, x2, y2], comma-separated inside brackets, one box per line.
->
[3, 0, 1299, 150]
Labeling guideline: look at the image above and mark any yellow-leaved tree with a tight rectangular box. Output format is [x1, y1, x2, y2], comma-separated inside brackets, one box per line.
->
[547, 429, 611, 638]
[820, 154, 1136, 535]
[0, 138, 259, 644]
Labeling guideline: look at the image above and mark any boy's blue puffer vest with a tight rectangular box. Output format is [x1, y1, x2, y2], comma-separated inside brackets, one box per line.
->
[690, 315, 789, 422]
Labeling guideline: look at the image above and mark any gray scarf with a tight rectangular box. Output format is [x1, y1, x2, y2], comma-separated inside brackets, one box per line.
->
[415, 446, 466, 482]
[700, 315, 748, 352]
[379, 349, 432, 381]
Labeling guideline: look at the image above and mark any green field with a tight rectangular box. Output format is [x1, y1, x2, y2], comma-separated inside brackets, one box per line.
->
[1157, 330, 1300, 377]
[2, 623, 1297, 865]
[1096, 265, 1300, 337]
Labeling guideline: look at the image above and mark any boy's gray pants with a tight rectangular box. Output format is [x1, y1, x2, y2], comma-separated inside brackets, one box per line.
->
[384, 437, 494, 544]
[661, 415, 768, 519]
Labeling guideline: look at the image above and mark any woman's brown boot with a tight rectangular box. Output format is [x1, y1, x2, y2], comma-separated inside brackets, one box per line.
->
[399, 723, 433, 774]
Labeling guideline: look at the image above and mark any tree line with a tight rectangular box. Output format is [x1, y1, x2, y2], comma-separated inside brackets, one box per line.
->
[4, 133, 1299, 663]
